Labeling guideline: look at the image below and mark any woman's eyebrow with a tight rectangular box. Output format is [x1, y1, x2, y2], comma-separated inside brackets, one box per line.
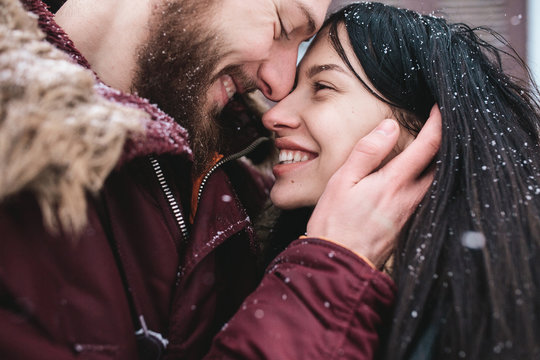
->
[306, 64, 348, 78]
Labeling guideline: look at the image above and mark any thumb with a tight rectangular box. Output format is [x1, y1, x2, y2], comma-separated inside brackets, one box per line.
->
[336, 119, 400, 185]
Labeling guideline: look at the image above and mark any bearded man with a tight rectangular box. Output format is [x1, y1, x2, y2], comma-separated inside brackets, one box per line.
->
[0, 0, 440, 359]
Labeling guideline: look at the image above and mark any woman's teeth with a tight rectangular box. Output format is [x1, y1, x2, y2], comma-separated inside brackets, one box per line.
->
[278, 150, 310, 164]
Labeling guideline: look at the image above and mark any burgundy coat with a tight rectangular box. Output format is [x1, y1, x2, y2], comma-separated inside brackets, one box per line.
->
[0, 1, 396, 359]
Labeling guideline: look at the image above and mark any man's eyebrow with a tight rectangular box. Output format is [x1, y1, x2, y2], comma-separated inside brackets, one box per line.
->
[294, 1, 316, 35]
[306, 64, 347, 78]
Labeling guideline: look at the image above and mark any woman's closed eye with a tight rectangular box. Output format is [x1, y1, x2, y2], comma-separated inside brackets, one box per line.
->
[312, 81, 336, 93]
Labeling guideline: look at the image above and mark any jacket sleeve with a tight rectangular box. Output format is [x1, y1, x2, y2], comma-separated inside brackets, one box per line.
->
[203, 237, 396, 360]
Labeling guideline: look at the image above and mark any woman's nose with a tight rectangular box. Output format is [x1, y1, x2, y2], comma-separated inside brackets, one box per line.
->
[262, 99, 301, 132]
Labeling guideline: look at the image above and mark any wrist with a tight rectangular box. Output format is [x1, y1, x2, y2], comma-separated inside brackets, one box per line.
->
[299, 235, 377, 270]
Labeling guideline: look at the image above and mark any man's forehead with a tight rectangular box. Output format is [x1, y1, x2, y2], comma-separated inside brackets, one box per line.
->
[293, 1, 317, 34]
[282, 0, 331, 35]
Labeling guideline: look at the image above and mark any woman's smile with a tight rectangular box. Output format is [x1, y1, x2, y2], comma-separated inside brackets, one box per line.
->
[272, 137, 318, 177]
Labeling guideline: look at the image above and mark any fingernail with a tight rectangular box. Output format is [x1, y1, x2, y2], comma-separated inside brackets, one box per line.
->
[374, 119, 397, 136]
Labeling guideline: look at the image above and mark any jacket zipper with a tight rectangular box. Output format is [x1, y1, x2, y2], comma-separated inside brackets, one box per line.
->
[149, 136, 269, 283]
[196, 137, 270, 206]
[149, 156, 189, 242]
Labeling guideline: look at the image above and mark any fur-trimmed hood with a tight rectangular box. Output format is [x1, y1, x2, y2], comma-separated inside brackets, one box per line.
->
[0, 0, 192, 233]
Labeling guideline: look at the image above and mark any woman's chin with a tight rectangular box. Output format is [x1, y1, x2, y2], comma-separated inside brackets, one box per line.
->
[270, 189, 317, 210]
[270, 194, 295, 210]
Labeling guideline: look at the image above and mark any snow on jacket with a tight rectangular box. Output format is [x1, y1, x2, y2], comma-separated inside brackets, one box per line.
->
[0, 1, 396, 359]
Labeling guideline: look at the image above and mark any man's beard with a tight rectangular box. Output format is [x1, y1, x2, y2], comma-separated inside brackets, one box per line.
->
[131, 0, 224, 175]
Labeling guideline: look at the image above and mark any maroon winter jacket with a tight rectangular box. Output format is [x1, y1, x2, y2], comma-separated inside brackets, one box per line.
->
[0, 1, 396, 359]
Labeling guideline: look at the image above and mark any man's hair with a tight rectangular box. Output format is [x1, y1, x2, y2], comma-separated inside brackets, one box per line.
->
[323, 2, 540, 359]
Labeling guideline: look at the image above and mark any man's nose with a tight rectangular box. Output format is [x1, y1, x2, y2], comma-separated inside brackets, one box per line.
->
[257, 45, 298, 102]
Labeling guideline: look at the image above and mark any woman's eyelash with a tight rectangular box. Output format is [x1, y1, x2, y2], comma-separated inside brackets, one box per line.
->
[312, 82, 334, 92]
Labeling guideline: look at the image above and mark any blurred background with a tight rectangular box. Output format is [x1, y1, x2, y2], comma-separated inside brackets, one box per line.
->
[44, 0, 539, 88]
[327, 0, 539, 87]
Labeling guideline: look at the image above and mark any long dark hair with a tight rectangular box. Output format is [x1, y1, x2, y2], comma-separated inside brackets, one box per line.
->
[323, 2, 540, 359]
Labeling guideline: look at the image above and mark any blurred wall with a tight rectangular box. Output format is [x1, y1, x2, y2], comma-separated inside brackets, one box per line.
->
[328, 0, 528, 80]
[528, 0, 540, 87]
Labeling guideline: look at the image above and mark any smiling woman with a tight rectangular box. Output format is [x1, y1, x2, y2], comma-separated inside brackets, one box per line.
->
[262, 2, 540, 359]
[263, 25, 415, 209]
[264, 31, 412, 209]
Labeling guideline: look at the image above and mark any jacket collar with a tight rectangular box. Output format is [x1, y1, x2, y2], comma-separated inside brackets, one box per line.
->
[20, 0, 193, 163]
[0, 0, 192, 233]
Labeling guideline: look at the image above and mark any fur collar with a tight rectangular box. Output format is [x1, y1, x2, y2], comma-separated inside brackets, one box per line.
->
[0, 0, 192, 234]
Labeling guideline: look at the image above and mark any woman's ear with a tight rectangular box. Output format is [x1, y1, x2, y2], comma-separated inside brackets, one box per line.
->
[390, 109, 422, 154]
[396, 126, 416, 153]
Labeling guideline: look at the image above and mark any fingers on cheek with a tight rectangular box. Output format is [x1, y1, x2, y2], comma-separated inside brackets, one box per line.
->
[326, 169, 354, 191]
[354, 137, 383, 157]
